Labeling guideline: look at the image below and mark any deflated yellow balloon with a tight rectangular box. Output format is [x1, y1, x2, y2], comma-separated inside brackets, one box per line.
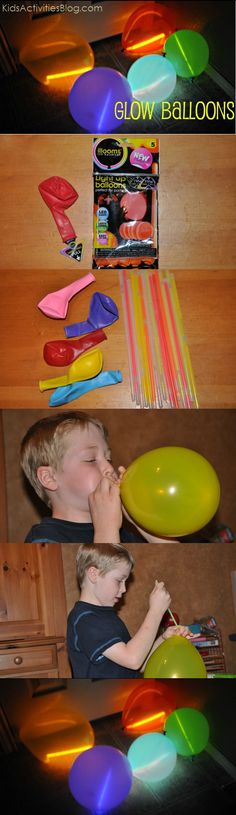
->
[39, 348, 103, 392]
[120, 446, 220, 537]
[144, 636, 207, 679]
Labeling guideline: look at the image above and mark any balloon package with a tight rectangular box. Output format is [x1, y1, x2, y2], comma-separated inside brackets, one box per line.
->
[92, 137, 159, 269]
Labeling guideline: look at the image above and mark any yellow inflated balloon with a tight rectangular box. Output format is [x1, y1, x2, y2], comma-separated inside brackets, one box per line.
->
[120, 446, 220, 537]
[144, 637, 207, 679]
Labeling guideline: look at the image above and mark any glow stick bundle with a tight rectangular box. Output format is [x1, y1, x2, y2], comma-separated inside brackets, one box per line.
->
[119, 269, 198, 409]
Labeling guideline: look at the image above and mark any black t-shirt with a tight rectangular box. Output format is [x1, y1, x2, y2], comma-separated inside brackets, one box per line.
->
[67, 600, 142, 679]
[24, 517, 144, 543]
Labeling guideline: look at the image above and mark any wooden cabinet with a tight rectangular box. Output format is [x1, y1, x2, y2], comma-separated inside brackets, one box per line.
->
[0, 543, 71, 678]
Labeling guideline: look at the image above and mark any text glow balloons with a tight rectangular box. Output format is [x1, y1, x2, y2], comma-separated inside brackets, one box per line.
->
[127, 732, 177, 783]
[165, 708, 209, 756]
[120, 446, 220, 537]
[127, 55, 176, 103]
[20, 31, 94, 91]
[122, 2, 176, 56]
[122, 680, 176, 735]
[144, 637, 207, 679]
[69, 745, 132, 811]
[165, 30, 209, 78]
[68, 67, 133, 132]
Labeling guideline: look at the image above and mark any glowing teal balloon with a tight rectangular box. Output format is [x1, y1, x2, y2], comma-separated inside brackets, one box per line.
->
[127, 54, 176, 103]
[165, 30, 209, 78]
[127, 732, 177, 783]
[165, 707, 209, 756]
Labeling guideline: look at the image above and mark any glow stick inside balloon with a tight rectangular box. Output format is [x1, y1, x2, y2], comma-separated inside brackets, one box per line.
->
[127, 55, 176, 103]
[164, 30, 209, 78]
[127, 732, 177, 783]
[165, 708, 209, 756]
[68, 745, 133, 811]
[68, 67, 133, 132]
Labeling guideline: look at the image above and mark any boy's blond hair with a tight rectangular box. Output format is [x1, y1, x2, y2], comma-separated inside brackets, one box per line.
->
[76, 543, 134, 588]
[20, 411, 108, 506]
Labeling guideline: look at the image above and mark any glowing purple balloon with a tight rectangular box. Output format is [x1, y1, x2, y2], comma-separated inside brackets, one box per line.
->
[68, 67, 133, 133]
[68, 745, 132, 812]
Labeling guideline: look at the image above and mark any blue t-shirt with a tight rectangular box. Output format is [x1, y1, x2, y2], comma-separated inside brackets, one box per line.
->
[25, 517, 144, 543]
[67, 600, 142, 679]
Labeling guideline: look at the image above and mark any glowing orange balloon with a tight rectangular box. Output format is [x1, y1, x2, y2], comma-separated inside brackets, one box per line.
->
[122, 2, 176, 57]
[122, 680, 176, 735]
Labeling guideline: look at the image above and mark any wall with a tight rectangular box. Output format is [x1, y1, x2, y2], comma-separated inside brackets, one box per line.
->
[61, 542, 236, 674]
[2, 409, 236, 542]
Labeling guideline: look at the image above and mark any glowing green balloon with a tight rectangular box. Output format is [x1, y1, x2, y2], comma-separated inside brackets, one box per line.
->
[144, 636, 207, 679]
[165, 707, 209, 756]
[165, 30, 209, 78]
[120, 446, 220, 537]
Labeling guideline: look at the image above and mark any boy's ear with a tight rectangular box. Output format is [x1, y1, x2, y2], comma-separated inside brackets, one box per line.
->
[37, 465, 58, 493]
[87, 566, 99, 584]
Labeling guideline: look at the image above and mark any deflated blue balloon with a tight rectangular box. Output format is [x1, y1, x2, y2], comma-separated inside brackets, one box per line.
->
[49, 370, 122, 406]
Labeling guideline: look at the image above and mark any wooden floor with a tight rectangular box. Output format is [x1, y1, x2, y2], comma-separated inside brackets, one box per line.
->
[0, 268, 236, 408]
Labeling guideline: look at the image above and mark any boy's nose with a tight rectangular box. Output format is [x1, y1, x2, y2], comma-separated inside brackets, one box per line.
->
[101, 460, 116, 478]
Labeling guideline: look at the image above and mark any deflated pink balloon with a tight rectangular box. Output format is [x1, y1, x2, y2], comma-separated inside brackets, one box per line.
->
[38, 273, 95, 319]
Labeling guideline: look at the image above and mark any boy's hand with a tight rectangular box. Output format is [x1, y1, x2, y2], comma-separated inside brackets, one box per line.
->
[163, 625, 197, 640]
[149, 580, 171, 617]
[89, 475, 123, 543]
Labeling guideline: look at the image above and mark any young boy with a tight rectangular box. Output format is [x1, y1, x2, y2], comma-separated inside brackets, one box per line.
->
[20, 411, 174, 543]
[67, 543, 192, 678]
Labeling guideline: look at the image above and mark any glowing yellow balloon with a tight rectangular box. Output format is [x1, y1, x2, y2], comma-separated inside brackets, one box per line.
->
[120, 446, 220, 537]
[144, 636, 207, 679]
[20, 697, 94, 770]
[20, 26, 94, 90]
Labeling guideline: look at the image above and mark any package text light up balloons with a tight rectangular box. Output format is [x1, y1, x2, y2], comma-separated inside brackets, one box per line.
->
[68, 745, 132, 811]
[165, 30, 209, 78]
[120, 446, 221, 537]
[127, 732, 177, 783]
[165, 707, 209, 756]
[68, 67, 133, 132]
[122, 1, 177, 56]
[127, 55, 177, 103]
[144, 636, 207, 679]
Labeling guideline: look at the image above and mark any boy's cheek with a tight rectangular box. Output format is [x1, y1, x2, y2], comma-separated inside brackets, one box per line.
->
[84, 471, 102, 495]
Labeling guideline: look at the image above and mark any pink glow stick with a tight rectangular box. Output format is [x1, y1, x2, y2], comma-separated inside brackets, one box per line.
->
[121, 270, 139, 403]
